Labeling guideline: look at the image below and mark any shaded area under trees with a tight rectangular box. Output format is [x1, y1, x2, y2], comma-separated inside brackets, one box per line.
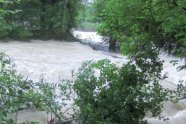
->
[0, 0, 82, 40]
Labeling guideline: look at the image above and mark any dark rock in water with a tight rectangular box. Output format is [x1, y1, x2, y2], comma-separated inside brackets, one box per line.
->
[79, 39, 120, 52]
[73, 30, 120, 52]
[79, 39, 109, 51]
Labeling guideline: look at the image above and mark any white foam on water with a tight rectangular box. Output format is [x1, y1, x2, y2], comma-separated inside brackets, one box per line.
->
[0, 40, 123, 123]
[73, 30, 104, 43]
[0, 40, 123, 82]
[0, 31, 185, 123]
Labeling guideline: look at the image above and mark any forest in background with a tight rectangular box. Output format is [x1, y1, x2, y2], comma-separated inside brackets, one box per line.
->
[0, 0, 83, 40]
[0, 0, 186, 124]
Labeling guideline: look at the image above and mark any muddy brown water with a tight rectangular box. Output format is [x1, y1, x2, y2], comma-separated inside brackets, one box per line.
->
[0, 36, 186, 124]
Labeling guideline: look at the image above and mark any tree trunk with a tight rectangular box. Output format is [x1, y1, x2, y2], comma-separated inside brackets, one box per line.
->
[40, 0, 46, 31]
[109, 37, 116, 52]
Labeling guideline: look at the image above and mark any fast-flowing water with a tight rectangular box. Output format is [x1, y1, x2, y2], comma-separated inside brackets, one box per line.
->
[0, 31, 186, 124]
[0, 39, 124, 123]
[0, 40, 123, 82]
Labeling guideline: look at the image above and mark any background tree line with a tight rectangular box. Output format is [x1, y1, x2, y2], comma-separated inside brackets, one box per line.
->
[0, 0, 82, 40]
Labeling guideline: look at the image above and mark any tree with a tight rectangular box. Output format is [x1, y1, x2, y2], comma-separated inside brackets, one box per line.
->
[94, 0, 186, 63]
[93, 0, 118, 52]
[0, 0, 17, 39]
[1, 0, 82, 39]
[73, 1, 186, 123]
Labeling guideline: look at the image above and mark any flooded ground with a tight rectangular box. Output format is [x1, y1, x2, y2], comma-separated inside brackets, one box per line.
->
[0, 31, 185, 124]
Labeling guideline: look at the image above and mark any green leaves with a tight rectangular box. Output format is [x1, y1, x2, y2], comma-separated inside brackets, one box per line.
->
[0, 52, 31, 123]
[0, 0, 82, 39]
[0, 52, 76, 123]
[94, 0, 186, 63]
[74, 60, 170, 123]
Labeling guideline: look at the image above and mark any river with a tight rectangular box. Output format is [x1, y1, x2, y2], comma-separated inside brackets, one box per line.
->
[0, 31, 186, 124]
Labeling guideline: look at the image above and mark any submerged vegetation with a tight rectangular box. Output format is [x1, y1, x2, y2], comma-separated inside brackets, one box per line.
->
[0, 0, 185, 124]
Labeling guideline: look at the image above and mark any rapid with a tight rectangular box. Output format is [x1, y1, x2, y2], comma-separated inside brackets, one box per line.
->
[0, 31, 185, 124]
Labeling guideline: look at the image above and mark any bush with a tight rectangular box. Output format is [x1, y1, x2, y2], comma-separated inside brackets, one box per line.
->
[0, 52, 75, 124]
[0, 52, 34, 123]
[74, 60, 170, 124]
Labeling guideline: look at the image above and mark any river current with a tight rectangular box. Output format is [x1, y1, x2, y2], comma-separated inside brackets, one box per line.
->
[0, 31, 186, 124]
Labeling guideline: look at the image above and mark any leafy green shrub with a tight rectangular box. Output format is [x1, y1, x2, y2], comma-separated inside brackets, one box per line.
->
[74, 60, 170, 124]
[0, 52, 75, 123]
[0, 52, 34, 123]
[35, 79, 75, 123]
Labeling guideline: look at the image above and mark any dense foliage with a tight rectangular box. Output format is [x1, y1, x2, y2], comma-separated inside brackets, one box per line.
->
[0, 0, 15, 39]
[0, 52, 32, 123]
[74, 60, 173, 124]
[94, 0, 186, 66]
[73, 0, 186, 123]
[0, 0, 185, 123]
[0, 0, 82, 39]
